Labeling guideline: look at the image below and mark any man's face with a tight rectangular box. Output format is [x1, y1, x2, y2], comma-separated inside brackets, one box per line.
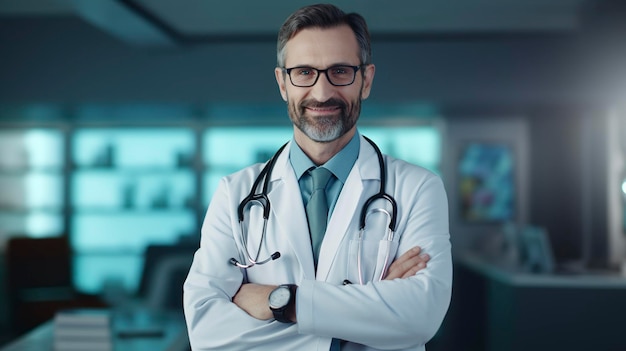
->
[275, 25, 375, 143]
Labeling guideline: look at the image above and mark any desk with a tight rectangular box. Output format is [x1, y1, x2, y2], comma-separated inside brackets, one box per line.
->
[458, 253, 626, 288]
[433, 254, 626, 351]
[0, 309, 189, 351]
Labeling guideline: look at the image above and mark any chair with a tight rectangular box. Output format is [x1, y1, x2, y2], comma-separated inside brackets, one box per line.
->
[137, 242, 198, 312]
[144, 254, 195, 310]
[5, 236, 106, 335]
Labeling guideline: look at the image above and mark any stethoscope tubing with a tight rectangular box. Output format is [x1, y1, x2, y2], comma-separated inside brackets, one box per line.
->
[230, 136, 398, 285]
[359, 136, 398, 232]
[231, 143, 287, 268]
[357, 207, 395, 284]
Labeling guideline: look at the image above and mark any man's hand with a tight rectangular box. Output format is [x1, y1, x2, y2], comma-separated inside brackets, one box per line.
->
[232, 283, 276, 320]
[384, 246, 430, 280]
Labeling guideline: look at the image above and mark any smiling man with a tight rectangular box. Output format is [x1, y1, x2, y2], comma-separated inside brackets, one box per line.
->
[183, 4, 452, 350]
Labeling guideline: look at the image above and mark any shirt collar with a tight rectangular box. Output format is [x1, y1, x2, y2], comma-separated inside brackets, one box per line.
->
[290, 132, 360, 184]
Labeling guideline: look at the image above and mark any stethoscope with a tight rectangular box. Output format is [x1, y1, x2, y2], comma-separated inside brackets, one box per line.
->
[229, 136, 398, 285]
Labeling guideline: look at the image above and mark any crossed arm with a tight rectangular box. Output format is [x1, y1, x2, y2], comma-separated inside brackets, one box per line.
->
[232, 246, 430, 321]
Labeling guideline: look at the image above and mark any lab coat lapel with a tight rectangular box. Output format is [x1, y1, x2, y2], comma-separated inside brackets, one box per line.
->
[316, 136, 380, 281]
[266, 142, 316, 280]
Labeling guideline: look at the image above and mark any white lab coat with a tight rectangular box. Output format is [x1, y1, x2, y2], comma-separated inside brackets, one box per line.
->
[184, 135, 452, 351]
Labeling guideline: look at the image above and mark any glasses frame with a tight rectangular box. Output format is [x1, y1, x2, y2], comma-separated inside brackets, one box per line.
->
[283, 65, 363, 87]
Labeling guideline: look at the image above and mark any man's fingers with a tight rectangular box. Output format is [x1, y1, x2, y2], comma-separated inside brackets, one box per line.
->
[383, 246, 430, 280]
[401, 259, 427, 279]
[397, 253, 430, 275]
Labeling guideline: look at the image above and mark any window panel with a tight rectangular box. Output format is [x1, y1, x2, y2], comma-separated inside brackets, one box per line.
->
[203, 127, 292, 206]
[71, 127, 197, 293]
[73, 253, 142, 294]
[0, 173, 63, 208]
[0, 118, 443, 296]
[71, 212, 195, 252]
[73, 129, 194, 168]
[0, 129, 63, 169]
[0, 212, 63, 238]
[359, 126, 441, 173]
[72, 171, 194, 209]
[202, 125, 442, 208]
[0, 129, 64, 240]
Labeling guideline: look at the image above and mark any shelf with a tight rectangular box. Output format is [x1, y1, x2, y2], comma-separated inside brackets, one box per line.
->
[72, 207, 196, 214]
[0, 207, 62, 214]
[71, 166, 193, 173]
[0, 167, 63, 175]
[203, 166, 242, 177]
[73, 248, 146, 256]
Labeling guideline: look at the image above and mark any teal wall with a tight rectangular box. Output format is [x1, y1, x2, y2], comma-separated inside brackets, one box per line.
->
[0, 17, 612, 106]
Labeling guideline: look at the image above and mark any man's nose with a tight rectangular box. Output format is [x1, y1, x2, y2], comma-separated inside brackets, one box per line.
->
[309, 72, 336, 101]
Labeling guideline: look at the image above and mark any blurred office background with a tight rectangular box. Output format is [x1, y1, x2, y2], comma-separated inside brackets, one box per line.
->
[1, 0, 626, 350]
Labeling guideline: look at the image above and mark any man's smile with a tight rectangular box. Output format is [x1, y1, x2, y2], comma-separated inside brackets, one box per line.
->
[305, 106, 341, 116]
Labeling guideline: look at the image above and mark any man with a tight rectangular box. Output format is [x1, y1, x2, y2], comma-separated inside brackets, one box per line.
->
[184, 4, 452, 350]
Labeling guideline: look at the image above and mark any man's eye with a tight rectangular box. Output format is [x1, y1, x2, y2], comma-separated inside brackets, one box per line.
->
[295, 68, 312, 76]
[331, 67, 353, 77]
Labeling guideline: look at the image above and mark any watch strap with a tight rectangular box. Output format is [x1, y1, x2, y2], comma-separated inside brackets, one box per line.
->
[271, 284, 296, 323]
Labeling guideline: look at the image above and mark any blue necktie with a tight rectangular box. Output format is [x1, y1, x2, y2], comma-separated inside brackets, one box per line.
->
[306, 167, 332, 265]
[307, 168, 342, 350]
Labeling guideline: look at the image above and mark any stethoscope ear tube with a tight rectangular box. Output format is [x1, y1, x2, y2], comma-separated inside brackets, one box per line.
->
[359, 193, 398, 231]
[237, 165, 268, 221]
[232, 137, 400, 284]
[359, 136, 398, 232]
[229, 251, 280, 268]
[237, 143, 288, 221]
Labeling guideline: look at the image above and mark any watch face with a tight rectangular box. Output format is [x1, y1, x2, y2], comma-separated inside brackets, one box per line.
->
[269, 286, 290, 308]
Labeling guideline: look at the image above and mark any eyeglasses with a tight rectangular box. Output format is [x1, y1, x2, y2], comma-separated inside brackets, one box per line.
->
[283, 65, 362, 87]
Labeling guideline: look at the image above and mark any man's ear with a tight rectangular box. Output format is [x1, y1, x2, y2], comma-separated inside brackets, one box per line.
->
[275, 67, 288, 102]
[360, 64, 375, 100]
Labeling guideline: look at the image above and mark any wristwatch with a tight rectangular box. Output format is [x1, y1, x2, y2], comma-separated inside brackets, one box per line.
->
[268, 284, 297, 323]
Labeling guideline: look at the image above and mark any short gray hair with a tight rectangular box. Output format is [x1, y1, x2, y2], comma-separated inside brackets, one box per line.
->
[276, 3, 372, 68]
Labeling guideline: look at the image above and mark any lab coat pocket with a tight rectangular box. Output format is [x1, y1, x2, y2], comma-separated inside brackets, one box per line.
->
[373, 240, 399, 281]
[346, 239, 398, 284]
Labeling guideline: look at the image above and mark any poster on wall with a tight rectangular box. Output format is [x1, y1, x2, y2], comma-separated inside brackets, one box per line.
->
[458, 142, 515, 223]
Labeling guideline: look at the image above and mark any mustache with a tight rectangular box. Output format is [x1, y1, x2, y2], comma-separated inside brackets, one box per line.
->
[300, 98, 347, 109]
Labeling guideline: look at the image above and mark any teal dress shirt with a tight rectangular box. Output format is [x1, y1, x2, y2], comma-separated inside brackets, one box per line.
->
[289, 132, 360, 217]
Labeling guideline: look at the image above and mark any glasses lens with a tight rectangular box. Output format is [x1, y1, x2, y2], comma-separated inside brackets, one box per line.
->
[289, 67, 318, 87]
[327, 66, 357, 86]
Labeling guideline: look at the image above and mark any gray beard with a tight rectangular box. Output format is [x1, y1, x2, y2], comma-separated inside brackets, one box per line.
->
[287, 98, 361, 143]
[297, 115, 345, 142]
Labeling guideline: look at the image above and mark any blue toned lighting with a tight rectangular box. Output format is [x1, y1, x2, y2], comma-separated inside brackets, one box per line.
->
[71, 212, 195, 252]
[359, 125, 441, 173]
[25, 173, 63, 207]
[0, 129, 65, 238]
[0, 212, 63, 238]
[0, 129, 63, 169]
[25, 129, 64, 168]
[74, 253, 143, 294]
[203, 127, 293, 166]
[203, 127, 293, 206]
[71, 127, 197, 294]
[73, 129, 194, 168]
[202, 125, 442, 207]
[72, 171, 194, 209]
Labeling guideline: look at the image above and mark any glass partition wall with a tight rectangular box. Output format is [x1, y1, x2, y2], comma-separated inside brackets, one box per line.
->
[71, 128, 198, 292]
[0, 118, 442, 294]
[0, 129, 65, 241]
